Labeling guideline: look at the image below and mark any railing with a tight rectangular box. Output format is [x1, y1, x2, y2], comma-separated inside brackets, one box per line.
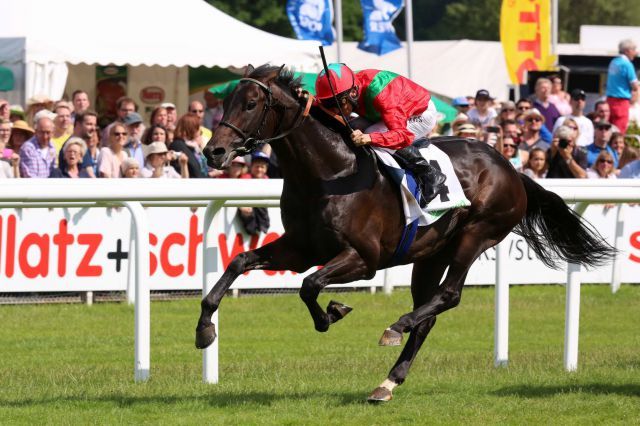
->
[0, 179, 638, 383]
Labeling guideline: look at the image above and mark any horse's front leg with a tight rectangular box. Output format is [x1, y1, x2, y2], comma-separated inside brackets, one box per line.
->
[299, 247, 375, 332]
[195, 234, 312, 349]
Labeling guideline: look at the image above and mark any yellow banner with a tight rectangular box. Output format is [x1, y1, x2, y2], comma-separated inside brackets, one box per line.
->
[500, 0, 556, 84]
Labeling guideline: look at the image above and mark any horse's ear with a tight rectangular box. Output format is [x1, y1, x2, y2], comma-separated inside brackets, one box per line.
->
[277, 64, 286, 77]
[243, 64, 255, 77]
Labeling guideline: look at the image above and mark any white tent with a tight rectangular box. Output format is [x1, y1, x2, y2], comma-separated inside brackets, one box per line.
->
[0, 0, 320, 105]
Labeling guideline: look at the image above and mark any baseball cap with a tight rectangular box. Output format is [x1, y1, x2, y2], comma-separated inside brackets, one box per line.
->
[160, 102, 176, 110]
[570, 89, 586, 100]
[523, 108, 545, 122]
[123, 112, 143, 126]
[595, 120, 612, 129]
[251, 151, 270, 163]
[231, 156, 246, 165]
[452, 96, 470, 107]
[475, 89, 493, 100]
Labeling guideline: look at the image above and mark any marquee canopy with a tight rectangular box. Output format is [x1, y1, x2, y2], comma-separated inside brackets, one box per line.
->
[0, 0, 320, 69]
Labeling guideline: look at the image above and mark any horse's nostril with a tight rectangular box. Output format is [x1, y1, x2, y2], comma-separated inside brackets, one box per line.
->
[212, 148, 226, 156]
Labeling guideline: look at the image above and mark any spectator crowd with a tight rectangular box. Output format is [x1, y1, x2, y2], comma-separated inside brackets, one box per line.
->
[445, 39, 640, 180]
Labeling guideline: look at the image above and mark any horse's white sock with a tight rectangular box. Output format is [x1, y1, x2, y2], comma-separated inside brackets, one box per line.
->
[380, 379, 397, 391]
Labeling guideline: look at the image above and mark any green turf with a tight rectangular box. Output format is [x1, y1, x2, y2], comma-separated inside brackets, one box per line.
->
[0, 285, 638, 424]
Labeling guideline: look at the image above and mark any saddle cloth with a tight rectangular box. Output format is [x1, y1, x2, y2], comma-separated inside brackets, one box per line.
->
[372, 144, 471, 226]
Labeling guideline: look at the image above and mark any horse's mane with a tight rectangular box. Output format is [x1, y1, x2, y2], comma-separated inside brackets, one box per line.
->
[248, 64, 303, 99]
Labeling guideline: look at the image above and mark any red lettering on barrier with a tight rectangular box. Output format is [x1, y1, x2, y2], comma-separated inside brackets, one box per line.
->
[630, 231, 640, 263]
[219, 233, 246, 271]
[149, 233, 158, 275]
[76, 234, 102, 276]
[188, 214, 203, 276]
[516, 58, 538, 85]
[6, 215, 16, 277]
[52, 219, 74, 276]
[19, 233, 49, 278]
[161, 233, 185, 277]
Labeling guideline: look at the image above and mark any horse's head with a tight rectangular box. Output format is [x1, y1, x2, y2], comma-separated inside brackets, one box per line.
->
[204, 64, 302, 169]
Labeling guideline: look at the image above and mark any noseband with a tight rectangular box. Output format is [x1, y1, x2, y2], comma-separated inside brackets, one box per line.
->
[218, 77, 312, 155]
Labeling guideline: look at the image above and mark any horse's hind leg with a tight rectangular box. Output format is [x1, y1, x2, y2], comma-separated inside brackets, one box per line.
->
[368, 254, 450, 403]
[195, 234, 312, 349]
[299, 247, 374, 333]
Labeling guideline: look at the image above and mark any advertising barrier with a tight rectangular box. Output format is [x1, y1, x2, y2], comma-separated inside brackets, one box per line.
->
[1, 204, 639, 292]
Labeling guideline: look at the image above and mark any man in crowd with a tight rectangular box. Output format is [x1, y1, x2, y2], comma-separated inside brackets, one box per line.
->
[553, 89, 594, 147]
[586, 120, 617, 168]
[52, 102, 73, 156]
[518, 109, 550, 153]
[531, 77, 560, 132]
[204, 91, 224, 131]
[123, 112, 145, 166]
[593, 100, 620, 133]
[606, 39, 638, 133]
[71, 90, 91, 121]
[451, 96, 470, 115]
[189, 100, 212, 148]
[19, 116, 56, 177]
[467, 89, 497, 129]
[161, 102, 178, 131]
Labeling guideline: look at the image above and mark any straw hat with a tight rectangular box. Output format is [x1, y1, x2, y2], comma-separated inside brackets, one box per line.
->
[11, 120, 35, 136]
[144, 141, 168, 159]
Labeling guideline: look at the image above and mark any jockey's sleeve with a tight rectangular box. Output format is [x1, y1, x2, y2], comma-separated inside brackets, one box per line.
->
[369, 106, 415, 150]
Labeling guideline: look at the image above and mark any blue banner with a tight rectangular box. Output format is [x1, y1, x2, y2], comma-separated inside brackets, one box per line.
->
[286, 0, 334, 46]
[358, 0, 404, 55]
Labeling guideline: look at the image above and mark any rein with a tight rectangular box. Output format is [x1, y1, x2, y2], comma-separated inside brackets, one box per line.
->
[218, 77, 314, 154]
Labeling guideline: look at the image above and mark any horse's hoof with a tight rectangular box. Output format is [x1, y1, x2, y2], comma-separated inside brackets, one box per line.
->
[378, 328, 403, 346]
[327, 300, 353, 321]
[367, 387, 393, 403]
[195, 324, 217, 349]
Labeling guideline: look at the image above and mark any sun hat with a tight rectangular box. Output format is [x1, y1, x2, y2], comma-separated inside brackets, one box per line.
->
[456, 123, 478, 134]
[523, 108, 545, 122]
[144, 141, 168, 159]
[11, 120, 35, 136]
[231, 156, 246, 165]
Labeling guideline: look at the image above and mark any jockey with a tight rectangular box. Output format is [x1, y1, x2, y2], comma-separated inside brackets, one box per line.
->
[315, 63, 446, 204]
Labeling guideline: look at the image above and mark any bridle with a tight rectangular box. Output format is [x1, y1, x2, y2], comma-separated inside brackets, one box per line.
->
[218, 77, 313, 155]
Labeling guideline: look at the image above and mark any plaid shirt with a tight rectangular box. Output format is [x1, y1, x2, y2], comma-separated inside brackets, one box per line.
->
[19, 136, 56, 178]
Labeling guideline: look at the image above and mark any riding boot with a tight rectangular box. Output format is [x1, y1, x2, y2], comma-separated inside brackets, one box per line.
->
[394, 145, 447, 206]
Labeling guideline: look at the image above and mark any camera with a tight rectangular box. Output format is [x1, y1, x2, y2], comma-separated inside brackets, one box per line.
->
[558, 138, 570, 149]
[485, 126, 500, 134]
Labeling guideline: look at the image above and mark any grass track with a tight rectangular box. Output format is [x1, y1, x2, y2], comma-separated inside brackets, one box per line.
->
[0, 285, 638, 424]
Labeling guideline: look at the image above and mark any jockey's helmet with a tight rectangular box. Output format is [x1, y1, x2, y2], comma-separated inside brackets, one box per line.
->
[315, 63, 356, 101]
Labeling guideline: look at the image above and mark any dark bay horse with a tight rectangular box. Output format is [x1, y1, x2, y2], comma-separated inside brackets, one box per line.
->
[196, 65, 614, 402]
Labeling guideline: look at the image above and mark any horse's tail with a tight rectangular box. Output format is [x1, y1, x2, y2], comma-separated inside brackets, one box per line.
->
[513, 173, 616, 269]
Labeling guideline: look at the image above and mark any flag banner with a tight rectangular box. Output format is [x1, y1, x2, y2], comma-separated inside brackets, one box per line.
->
[500, 0, 556, 84]
[287, 0, 334, 46]
[358, 0, 404, 55]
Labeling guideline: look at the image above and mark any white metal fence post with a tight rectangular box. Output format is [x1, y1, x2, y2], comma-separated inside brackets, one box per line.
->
[126, 219, 136, 305]
[124, 201, 151, 382]
[494, 240, 509, 367]
[564, 202, 588, 372]
[202, 200, 225, 384]
[611, 204, 624, 294]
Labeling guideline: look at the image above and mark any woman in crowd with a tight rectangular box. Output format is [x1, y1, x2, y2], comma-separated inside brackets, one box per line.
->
[546, 125, 587, 178]
[141, 124, 168, 145]
[497, 101, 517, 126]
[7, 120, 34, 153]
[586, 151, 617, 179]
[500, 135, 528, 172]
[149, 106, 168, 128]
[548, 74, 572, 116]
[608, 132, 625, 163]
[98, 123, 129, 178]
[140, 141, 187, 178]
[0, 119, 20, 178]
[216, 156, 251, 179]
[169, 113, 206, 178]
[617, 145, 639, 171]
[121, 158, 140, 178]
[523, 147, 547, 179]
[50, 137, 91, 178]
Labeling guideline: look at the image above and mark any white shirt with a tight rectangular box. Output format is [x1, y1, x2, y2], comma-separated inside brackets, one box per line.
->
[140, 164, 181, 178]
[553, 115, 594, 147]
[467, 107, 497, 129]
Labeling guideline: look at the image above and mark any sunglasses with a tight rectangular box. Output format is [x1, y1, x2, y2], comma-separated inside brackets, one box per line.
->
[502, 108, 516, 112]
[597, 159, 613, 164]
[526, 117, 542, 122]
[190, 109, 204, 113]
[114, 132, 128, 136]
[503, 144, 517, 148]
[566, 126, 578, 131]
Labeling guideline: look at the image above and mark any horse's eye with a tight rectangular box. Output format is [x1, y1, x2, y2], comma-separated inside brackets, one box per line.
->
[247, 101, 257, 111]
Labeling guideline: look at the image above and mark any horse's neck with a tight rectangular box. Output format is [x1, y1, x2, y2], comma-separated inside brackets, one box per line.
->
[273, 119, 358, 185]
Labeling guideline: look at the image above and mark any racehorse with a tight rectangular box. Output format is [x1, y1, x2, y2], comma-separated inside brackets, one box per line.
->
[196, 64, 614, 402]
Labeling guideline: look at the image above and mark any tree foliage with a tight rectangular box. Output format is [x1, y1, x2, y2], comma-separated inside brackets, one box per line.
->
[206, 0, 640, 44]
